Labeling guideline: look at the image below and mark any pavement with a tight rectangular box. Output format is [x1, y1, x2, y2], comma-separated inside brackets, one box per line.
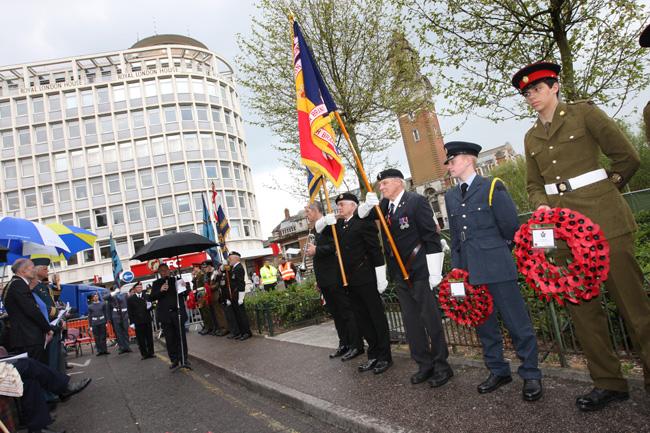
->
[185, 321, 650, 433]
[49, 344, 347, 433]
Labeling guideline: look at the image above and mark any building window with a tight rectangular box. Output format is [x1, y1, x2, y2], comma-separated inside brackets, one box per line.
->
[103, 145, 117, 163]
[77, 211, 91, 230]
[192, 193, 202, 211]
[64, 92, 77, 110]
[32, 97, 44, 114]
[90, 177, 104, 196]
[183, 133, 199, 151]
[40, 186, 54, 205]
[176, 77, 189, 93]
[160, 197, 174, 216]
[112, 84, 126, 102]
[160, 79, 173, 94]
[171, 164, 186, 183]
[196, 105, 208, 121]
[132, 110, 145, 129]
[18, 128, 31, 146]
[81, 90, 93, 107]
[132, 234, 145, 254]
[127, 203, 141, 222]
[220, 162, 231, 179]
[99, 115, 113, 134]
[23, 189, 37, 208]
[238, 192, 247, 209]
[1, 131, 13, 149]
[224, 191, 235, 208]
[116, 113, 129, 131]
[99, 241, 111, 260]
[151, 137, 165, 155]
[20, 159, 34, 178]
[177, 194, 191, 213]
[143, 200, 157, 219]
[180, 105, 193, 121]
[135, 139, 150, 158]
[54, 153, 68, 172]
[34, 126, 47, 143]
[167, 135, 182, 152]
[123, 172, 137, 191]
[188, 162, 202, 180]
[192, 79, 204, 95]
[119, 142, 133, 161]
[94, 208, 108, 227]
[36, 156, 50, 174]
[57, 183, 71, 202]
[139, 169, 153, 188]
[147, 108, 161, 126]
[412, 129, 420, 142]
[107, 175, 120, 194]
[164, 106, 177, 123]
[48, 94, 61, 113]
[111, 206, 125, 225]
[83, 249, 95, 263]
[144, 80, 157, 97]
[205, 163, 218, 179]
[96, 87, 109, 105]
[70, 150, 85, 169]
[3, 161, 16, 179]
[84, 118, 97, 136]
[155, 166, 169, 185]
[129, 82, 142, 100]
[6, 192, 19, 211]
[74, 181, 88, 199]
[87, 147, 100, 166]
[68, 121, 80, 138]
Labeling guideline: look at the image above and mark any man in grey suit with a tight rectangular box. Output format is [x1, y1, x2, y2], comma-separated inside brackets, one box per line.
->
[443, 141, 542, 401]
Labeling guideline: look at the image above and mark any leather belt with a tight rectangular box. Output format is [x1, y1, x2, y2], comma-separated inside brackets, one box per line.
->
[404, 243, 422, 273]
[544, 168, 607, 195]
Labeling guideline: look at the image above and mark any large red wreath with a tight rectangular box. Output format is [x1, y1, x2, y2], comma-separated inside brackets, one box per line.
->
[438, 269, 494, 327]
[514, 207, 610, 305]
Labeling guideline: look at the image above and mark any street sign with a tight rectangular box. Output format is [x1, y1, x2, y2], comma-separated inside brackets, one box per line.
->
[121, 271, 135, 283]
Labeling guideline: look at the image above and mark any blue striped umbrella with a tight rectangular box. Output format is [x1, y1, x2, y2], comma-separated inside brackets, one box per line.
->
[0, 217, 69, 264]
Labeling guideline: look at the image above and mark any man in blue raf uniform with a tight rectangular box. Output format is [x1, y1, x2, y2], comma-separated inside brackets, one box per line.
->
[358, 169, 452, 388]
[443, 141, 542, 401]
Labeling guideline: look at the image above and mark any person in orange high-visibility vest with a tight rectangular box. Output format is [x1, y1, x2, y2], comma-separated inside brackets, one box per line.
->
[278, 258, 297, 288]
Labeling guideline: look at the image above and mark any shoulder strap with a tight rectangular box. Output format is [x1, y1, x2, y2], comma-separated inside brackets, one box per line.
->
[488, 177, 503, 207]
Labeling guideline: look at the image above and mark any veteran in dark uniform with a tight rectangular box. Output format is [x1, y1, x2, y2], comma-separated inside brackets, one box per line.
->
[641, 24, 650, 143]
[225, 251, 252, 341]
[306, 200, 363, 360]
[326, 192, 392, 374]
[358, 169, 452, 387]
[513, 61, 650, 411]
[443, 141, 542, 401]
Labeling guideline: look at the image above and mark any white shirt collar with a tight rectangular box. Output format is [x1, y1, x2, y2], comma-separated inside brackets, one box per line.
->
[462, 173, 477, 189]
[389, 189, 405, 209]
[19, 276, 30, 286]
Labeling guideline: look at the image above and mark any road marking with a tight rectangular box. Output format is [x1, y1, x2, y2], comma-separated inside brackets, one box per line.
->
[68, 359, 91, 367]
[155, 354, 301, 433]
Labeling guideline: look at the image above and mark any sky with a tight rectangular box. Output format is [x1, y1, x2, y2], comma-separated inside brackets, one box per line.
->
[1, 0, 648, 238]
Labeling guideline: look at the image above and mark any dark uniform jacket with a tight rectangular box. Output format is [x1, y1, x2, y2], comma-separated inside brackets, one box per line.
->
[445, 176, 520, 285]
[107, 292, 129, 324]
[3, 276, 51, 348]
[33, 281, 56, 320]
[87, 301, 108, 327]
[336, 214, 384, 287]
[127, 293, 151, 326]
[150, 276, 188, 324]
[372, 191, 442, 282]
[229, 263, 246, 294]
[313, 225, 343, 288]
[525, 101, 640, 239]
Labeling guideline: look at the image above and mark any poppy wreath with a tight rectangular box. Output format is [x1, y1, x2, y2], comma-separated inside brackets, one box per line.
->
[438, 268, 494, 327]
[514, 207, 610, 305]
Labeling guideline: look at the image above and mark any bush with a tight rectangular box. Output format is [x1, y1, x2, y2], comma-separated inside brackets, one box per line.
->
[634, 211, 650, 275]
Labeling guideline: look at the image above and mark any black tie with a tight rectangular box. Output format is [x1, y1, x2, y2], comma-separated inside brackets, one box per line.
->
[388, 203, 395, 216]
[461, 183, 468, 198]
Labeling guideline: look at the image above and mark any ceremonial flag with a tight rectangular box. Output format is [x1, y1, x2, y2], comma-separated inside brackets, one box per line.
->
[293, 21, 344, 187]
[201, 194, 222, 265]
[215, 205, 230, 246]
[109, 233, 123, 288]
[307, 169, 323, 203]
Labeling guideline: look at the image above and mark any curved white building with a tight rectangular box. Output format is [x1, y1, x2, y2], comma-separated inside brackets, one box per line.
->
[0, 34, 263, 283]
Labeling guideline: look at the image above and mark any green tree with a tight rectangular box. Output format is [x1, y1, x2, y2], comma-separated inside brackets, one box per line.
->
[237, 0, 423, 194]
[395, 0, 649, 120]
[489, 157, 532, 213]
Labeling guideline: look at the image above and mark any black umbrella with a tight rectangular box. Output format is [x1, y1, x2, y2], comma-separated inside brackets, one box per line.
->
[130, 232, 218, 261]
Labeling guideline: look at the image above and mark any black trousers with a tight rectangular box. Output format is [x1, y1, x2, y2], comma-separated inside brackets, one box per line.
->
[348, 282, 392, 362]
[112, 318, 130, 351]
[11, 357, 69, 431]
[263, 283, 277, 291]
[395, 278, 451, 374]
[161, 316, 188, 364]
[224, 304, 240, 336]
[91, 324, 108, 353]
[231, 302, 251, 335]
[321, 284, 361, 350]
[134, 322, 154, 357]
[14, 344, 47, 365]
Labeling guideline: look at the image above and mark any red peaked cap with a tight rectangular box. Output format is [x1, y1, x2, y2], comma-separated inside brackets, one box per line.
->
[512, 61, 561, 91]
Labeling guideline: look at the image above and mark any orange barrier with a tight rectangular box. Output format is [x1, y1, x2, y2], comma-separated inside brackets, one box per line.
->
[64, 318, 94, 356]
[106, 322, 136, 340]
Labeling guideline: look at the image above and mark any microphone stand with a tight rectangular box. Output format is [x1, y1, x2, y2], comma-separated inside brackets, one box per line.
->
[171, 262, 191, 371]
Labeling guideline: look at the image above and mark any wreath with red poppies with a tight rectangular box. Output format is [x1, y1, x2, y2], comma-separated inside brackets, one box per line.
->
[438, 269, 494, 327]
[514, 207, 610, 305]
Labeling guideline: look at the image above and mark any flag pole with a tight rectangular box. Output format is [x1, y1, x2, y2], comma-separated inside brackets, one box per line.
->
[319, 178, 348, 287]
[333, 111, 410, 282]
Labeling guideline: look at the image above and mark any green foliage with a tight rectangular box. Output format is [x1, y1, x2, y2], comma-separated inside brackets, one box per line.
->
[395, 0, 650, 121]
[634, 211, 650, 275]
[488, 157, 532, 213]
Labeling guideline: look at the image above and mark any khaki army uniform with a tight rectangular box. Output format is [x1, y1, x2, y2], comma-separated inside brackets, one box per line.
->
[525, 100, 650, 392]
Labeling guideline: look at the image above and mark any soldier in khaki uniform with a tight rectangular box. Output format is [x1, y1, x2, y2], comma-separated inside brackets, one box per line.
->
[512, 61, 650, 411]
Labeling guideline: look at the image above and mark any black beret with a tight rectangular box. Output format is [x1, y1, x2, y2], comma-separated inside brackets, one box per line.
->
[641, 24, 650, 47]
[228, 251, 241, 257]
[202, 260, 213, 266]
[511, 61, 561, 91]
[32, 258, 51, 267]
[335, 192, 359, 204]
[443, 141, 482, 164]
[377, 168, 404, 181]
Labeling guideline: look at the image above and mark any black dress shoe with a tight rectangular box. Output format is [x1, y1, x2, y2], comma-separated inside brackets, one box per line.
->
[358, 359, 378, 372]
[575, 387, 629, 412]
[216, 329, 229, 337]
[227, 334, 240, 339]
[169, 361, 179, 370]
[411, 368, 434, 384]
[59, 378, 91, 402]
[237, 333, 251, 341]
[523, 379, 543, 401]
[373, 360, 392, 375]
[477, 373, 512, 394]
[341, 348, 364, 362]
[429, 370, 454, 388]
[329, 346, 348, 359]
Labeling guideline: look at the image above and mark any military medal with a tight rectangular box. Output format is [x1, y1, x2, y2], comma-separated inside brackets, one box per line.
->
[399, 216, 409, 230]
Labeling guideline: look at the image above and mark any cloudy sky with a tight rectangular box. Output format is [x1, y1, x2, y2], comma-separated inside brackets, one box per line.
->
[2, 0, 648, 237]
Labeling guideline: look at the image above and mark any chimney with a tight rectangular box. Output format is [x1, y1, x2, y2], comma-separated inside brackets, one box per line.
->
[284, 208, 290, 220]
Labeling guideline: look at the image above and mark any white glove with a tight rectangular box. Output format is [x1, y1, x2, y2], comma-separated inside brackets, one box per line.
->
[375, 265, 388, 294]
[357, 192, 379, 219]
[324, 213, 336, 225]
[238, 292, 245, 305]
[315, 216, 326, 233]
[426, 252, 444, 289]
[226, 299, 231, 306]
[440, 238, 450, 253]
